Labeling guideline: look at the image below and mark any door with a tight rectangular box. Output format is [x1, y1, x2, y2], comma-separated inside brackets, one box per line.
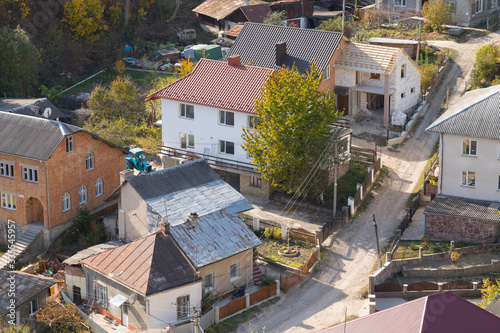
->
[73, 286, 82, 305]
[26, 197, 44, 224]
[337, 95, 349, 115]
[122, 304, 128, 327]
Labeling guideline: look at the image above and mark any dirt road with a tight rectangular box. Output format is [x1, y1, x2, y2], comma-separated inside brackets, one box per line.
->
[234, 31, 500, 333]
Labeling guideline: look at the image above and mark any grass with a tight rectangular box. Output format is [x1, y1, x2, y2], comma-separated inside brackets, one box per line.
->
[205, 297, 280, 333]
[256, 238, 316, 269]
[392, 240, 475, 259]
[324, 160, 369, 207]
[406, 142, 439, 207]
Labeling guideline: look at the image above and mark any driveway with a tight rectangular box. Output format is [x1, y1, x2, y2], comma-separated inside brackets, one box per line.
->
[233, 31, 500, 333]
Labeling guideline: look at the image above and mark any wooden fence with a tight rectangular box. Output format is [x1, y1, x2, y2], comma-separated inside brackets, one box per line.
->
[350, 156, 382, 215]
[280, 249, 319, 292]
[250, 284, 277, 306]
[218, 297, 246, 320]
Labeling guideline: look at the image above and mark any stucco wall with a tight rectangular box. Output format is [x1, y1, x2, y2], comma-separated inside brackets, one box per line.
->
[118, 183, 149, 241]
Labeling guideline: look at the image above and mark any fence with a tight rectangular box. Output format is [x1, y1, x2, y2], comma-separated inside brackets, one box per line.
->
[399, 197, 420, 234]
[317, 207, 349, 245]
[423, 153, 439, 196]
[280, 249, 319, 292]
[349, 156, 382, 216]
[374, 279, 484, 299]
[218, 297, 246, 321]
[351, 146, 377, 165]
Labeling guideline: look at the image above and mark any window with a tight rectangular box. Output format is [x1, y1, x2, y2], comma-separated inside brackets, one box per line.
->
[462, 171, 476, 187]
[446, 1, 457, 13]
[220, 140, 235, 155]
[324, 65, 330, 80]
[204, 273, 214, 291]
[370, 73, 380, 80]
[0, 161, 14, 178]
[401, 64, 406, 78]
[498, 175, 500, 190]
[219, 110, 234, 126]
[176, 296, 190, 320]
[401, 92, 406, 98]
[462, 139, 477, 156]
[86, 152, 94, 171]
[394, 0, 406, 6]
[476, 0, 482, 12]
[411, 87, 415, 93]
[66, 136, 73, 153]
[95, 178, 103, 197]
[493, 0, 498, 8]
[250, 176, 262, 188]
[79, 186, 87, 204]
[230, 263, 240, 280]
[22, 167, 38, 183]
[29, 298, 38, 315]
[248, 115, 259, 129]
[180, 103, 194, 119]
[1, 193, 16, 210]
[95, 283, 106, 305]
[180, 133, 194, 149]
[63, 193, 71, 212]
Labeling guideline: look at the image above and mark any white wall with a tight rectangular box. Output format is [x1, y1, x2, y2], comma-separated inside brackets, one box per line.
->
[161, 99, 253, 164]
[440, 134, 500, 201]
[390, 54, 420, 113]
[118, 183, 148, 241]
[147, 281, 202, 328]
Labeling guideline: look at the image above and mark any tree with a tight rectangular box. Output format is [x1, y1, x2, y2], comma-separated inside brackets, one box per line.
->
[479, 278, 500, 308]
[421, 0, 452, 32]
[242, 64, 341, 194]
[1, 325, 30, 333]
[318, 17, 355, 38]
[35, 301, 90, 333]
[263, 10, 287, 26]
[471, 44, 499, 88]
[62, 0, 108, 43]
[0, 26, 39, 97]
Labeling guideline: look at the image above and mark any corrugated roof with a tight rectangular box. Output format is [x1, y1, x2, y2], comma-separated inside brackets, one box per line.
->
[82, 232, 200, 296]
[426, 85, 500, 140]
[193, 0, 265, 20]
[171, 209, 262, 268]
[336, 43, 402, 75]
[318, 292, 500, 333]
[0, 112, 80, 160]
[0, 270, 56, 315]
[63, 241, 124, 266]
[227, 23, 343, 74]
[147, 58, 274, 114]
[240, 4, 271, 23]
[424, 195, 500, 223]
[486, 294, 500, 317]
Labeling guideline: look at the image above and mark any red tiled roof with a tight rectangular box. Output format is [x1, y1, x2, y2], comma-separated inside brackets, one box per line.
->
[147, 58, 275, 114]
[317, 292, 500, 333]
[226, 24, 244, 38]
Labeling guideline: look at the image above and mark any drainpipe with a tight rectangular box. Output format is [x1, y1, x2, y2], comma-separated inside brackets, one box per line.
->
[40, 161, 52, 249]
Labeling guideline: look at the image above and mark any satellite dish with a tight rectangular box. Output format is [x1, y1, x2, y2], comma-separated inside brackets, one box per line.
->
[43, 107, 52, 118]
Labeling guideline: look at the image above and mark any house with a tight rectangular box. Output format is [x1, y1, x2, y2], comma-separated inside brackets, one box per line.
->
[108, 159, 253, 241]
[81, 230, 202, 330]
[424, 85, 500, 243]
[366, 37, 425, 58]
[268, 0, 315, 28]
[0, 112, 126, 247]
[193, 0, 271, 33]
[485, 293, 500, 317]
[317, 291, 500, 332]
[0, 98, 68, 121]
[0, 269, 60, 329]
[170, 209, 262, 294]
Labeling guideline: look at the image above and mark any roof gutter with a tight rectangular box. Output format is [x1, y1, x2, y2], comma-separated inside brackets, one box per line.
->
[40, 161, 52, 250]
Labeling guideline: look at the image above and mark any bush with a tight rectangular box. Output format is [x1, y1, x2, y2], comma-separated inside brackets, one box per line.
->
[471, 44, 499, 88]
[260, 276, 276, 286]
[421, 0, 452, 32]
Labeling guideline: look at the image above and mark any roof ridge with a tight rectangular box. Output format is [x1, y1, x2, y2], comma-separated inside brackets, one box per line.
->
[243, 21, 344, 36]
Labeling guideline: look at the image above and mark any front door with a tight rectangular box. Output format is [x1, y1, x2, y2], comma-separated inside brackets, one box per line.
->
[26, 197, 44, 224]
[122, 305, 128, 327]
[337, 95, 349, 115]
[73, 286, 82, 304]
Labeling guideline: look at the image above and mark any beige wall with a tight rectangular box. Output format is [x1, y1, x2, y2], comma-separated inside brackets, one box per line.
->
[118, 183, 149, 241]
[240, 174, 271, 198]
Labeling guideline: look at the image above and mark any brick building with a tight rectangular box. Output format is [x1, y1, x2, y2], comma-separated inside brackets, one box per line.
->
[0, 113, 126, 246]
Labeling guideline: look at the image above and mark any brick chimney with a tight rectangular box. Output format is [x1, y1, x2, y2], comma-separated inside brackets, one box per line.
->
[228, 55, 241, 66]
[276, 41, 286, 66]
[189, 212, 198, 226]
[159, 220, 170, 234]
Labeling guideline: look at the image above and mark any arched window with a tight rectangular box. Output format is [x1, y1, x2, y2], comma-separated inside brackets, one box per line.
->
[95, 178, 103, 197]
[79, 186, 87, 204]
[63, 193, 71, 212]
[86, 152, 94, 171]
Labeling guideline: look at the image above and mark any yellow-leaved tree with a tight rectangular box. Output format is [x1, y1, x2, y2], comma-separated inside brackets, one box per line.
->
[421, 0, 453, 32]
[62, 0, 108, 43]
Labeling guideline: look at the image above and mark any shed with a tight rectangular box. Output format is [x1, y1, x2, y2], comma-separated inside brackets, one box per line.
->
[183, 44, 223, 61]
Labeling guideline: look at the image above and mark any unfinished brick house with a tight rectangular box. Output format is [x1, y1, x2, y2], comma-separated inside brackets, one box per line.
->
[0, 113, 126, 247]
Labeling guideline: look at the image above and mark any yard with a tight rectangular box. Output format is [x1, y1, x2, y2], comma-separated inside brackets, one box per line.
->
[324, 160, 369, 207]
[256, 238, 317, 269]
[393, 240, 475, 260]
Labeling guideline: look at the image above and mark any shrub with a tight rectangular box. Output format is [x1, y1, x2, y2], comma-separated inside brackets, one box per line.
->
[471, 44, 499, 88]
[421, 0, 452, 32]
[260, 276, 276, 286]
[450, 251, 460, 262]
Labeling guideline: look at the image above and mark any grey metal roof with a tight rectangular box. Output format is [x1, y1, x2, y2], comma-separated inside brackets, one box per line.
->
[486, 294, 500, 317]
[0, 98, 67, 120]
[63, 241, 124, 266]
[171, 209, 262, 268]
[424, 195, 500, 223]
[227, 22, 343, 74]
[0, 270, 56, 315]
[426, 85, 500, 140]
[0, 112, 81, 160]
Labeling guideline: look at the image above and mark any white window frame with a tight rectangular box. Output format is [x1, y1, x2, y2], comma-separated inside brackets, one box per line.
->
[66, 136, 73, 153]
[1, 192, 16, 211]
[461, 171, 476, 187]
[394, 0, 406, 6]
[230, 262, 240, 281]
[180, 133, 194, 149]
[176, 295, 190, 320]
[219, 140, 235, 155]
[29, 298, 39, 316]
[86, 152, 94, 171]
[204, 272, 214, 292]
[79, 186, 87, 204]
[476, 0, 482, 12]
[250, 176, 262, 188]
[22, 166, 38, 183]
[498, 175, 500, 191]
[179, 103, 194, 119]
[248, 115, 259, 129]
[95, 178, 103, 197]
[493, 0, 498, 8]
[324, 65, 331, 80]
[0, 160, 14, 178]
[462, 139, 477, 156]
[219, 110, 235, 126]
[95, 283, 106, 305]
[63, 192, 71, 212]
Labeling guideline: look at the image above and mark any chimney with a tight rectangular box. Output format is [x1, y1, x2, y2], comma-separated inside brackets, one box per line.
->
[275, 41, 286, 66]
[244, 0, 250, 5]
[189, 212, 198, 226]
[228, 55, 241, 66]
[159, 220, 170, 234]
[120, 169, 135, 184]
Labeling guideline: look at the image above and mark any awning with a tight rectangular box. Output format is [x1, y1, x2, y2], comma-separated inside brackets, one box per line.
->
[353, 85, 396, 95]
[109, 294, 128, 307]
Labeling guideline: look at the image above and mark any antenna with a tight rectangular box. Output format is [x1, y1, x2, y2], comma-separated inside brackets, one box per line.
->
[43, 107, 52, 118]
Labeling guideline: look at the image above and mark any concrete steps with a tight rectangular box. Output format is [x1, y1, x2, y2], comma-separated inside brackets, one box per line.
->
[0, 223, 44, 270]
[253, 262, 264, 286]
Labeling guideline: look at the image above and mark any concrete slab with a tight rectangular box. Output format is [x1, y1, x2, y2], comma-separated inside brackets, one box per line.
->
[401, 207, 425, 240]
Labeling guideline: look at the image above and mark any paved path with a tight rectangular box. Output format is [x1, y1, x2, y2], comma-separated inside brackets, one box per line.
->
[401, 207, 425, 240]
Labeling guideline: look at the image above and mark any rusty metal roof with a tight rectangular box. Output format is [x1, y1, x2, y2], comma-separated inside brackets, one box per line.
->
[193, 0, 265, 20]
[0, 270, 57, 315]
[63, 241, 124, 266]
[240, 4, 271, 23]
[82, 232, 200, 296]
[171, 209, 262, 268]
[226, 24, 244, 38]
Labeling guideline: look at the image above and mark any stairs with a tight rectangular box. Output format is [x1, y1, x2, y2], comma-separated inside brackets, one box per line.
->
[0, 223, 44, 270]
[253, 262, 265, 286]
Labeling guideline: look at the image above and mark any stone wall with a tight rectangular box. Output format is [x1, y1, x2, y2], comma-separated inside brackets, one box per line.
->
[240, 174, 271, 198]
[425, 213, 500, 243]
[402, 259, 500, 278]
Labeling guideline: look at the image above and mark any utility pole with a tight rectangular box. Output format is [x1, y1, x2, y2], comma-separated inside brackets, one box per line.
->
[372, 214, 382, 269]
[342, 0, 346, 35]
[333, 133, 338, 218]
[416, 22, 422, 63]
[193, 305, 199, 333]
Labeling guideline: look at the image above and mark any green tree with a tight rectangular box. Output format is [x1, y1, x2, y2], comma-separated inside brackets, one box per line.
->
[421, 0, 452, 32]
[479, 278, 500, 308]
[1, 325, 30, 333]
[0, 26, 39, 97]
[62, 0, 108, 43]
[35, 301, 90, 333]
[242, 64, 341, 193]
[471, 44, 499, 88]
[318, 17, 355, 38]
[263, 10, 287, 26]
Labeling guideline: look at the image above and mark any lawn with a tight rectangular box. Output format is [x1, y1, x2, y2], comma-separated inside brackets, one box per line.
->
[256, 238, 317, 269]
[324, 160, 368, 207]
[393, 240, 475, 259]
